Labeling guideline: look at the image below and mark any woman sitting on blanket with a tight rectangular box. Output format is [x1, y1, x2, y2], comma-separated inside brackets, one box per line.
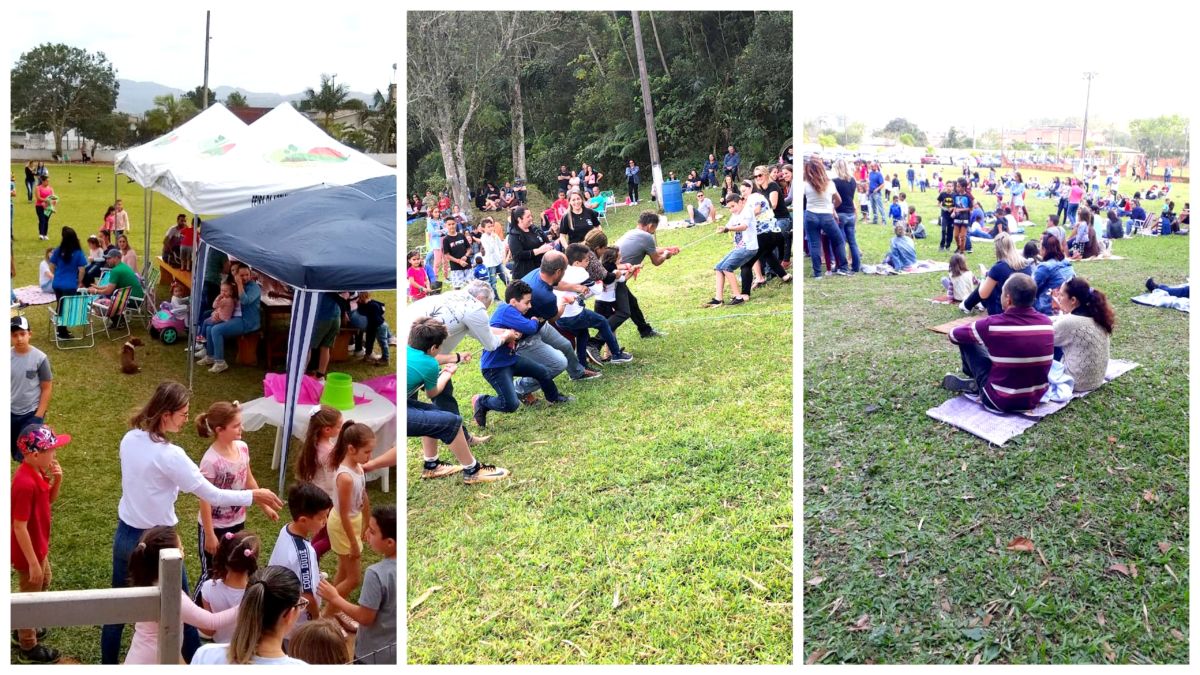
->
[1049, 277, 1113, 392]
[883, 223, 917, 271]
[1066, 207, 1101, 260]
[960, 233, 1032, 316]
[1032, 235, 1074, 315]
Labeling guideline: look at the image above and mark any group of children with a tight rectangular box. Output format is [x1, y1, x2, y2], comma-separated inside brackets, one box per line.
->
[9, 393, 396, 664]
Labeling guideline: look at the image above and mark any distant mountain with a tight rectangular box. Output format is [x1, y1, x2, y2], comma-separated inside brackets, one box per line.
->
[115, 79, 374, 115]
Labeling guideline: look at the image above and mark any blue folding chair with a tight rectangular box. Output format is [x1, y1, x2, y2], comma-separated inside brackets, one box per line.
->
[48, 294, 96, 350]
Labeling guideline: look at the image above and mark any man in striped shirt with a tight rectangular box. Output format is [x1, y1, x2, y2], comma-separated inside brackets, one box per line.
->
[943, 273, 1053, 412]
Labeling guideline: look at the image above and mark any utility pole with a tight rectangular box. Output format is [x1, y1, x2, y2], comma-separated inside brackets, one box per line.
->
[202, 11, 211, 108]
[1080, 72, 1096, 160]
[631, 11, 663, 212]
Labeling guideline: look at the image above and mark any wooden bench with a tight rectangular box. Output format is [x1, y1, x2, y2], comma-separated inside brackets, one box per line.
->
[331, 326, 359, 362]
[156, 257, 192, 290]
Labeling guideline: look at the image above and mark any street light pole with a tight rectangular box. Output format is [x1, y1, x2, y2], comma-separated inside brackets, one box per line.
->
[1080, 72, 1096, 160]
[202, 11, 211, 108]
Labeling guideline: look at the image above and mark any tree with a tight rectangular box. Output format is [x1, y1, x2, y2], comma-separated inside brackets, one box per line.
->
[302, 74, 351, 131]
[224, 91, 248, 108]
[1130, 115, 1189, 160]
[363, 87, 397, 153]
[897, 132, 915, 146]
[11, 43, 119, 158]
[878, 118, 927, 145]
[77, 111, 135, 153]
[817, 134, 837, 148]
[183, 85, 217, 109]
[143, 95, 198, 136]
[944, 126, 965, 149]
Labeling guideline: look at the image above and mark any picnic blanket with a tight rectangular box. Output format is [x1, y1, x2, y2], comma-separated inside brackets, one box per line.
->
[1132, 289, 1190, 313]
[929, 294, 955, 305]
[1074, 254, 1126, 262]
[973, 234, 1025, 243]
[864, 260, 949, 275]
[926, 359, 1140, 445]
[13, 286, 57, 307]
[928, 315, 978, 334]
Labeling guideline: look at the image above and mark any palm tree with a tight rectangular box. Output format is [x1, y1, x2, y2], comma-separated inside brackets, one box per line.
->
[363, 87, 396, 153]
[302, 74, 350, 131]
[144, 94, 199, 135]
[224, 91, 248, 108]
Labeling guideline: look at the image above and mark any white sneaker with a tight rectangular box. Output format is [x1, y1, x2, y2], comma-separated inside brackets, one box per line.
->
[958, 301, 970, 314]
[193, 347, 207, 359]
[208, 360, 229, 374]
[197, 356, 214, 366]
[352, 348, 366, 357]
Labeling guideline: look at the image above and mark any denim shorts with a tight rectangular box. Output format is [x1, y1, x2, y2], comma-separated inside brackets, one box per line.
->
[715, 247, 756, 272]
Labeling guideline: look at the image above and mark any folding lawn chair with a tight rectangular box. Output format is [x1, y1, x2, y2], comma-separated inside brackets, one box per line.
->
[48, 294, 96, 350]
[89, 285, 134, 341]
[128, 265, 160, 328]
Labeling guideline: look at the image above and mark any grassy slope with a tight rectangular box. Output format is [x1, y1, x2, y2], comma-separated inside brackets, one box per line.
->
[406, 190, 793, 664]
[9, 163, 397, 664]
[803, 166, 1189, 664]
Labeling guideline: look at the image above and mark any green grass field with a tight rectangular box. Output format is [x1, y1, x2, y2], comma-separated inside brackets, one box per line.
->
[803, 165, 1189, 664]
[9, 163, 397, 664]
[406, 188, 793, 663]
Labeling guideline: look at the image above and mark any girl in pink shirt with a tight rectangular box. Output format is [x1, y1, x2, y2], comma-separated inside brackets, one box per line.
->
[407, 251, 431, 301]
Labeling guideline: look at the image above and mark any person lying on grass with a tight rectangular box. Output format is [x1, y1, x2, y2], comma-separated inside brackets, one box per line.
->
[942, 273, 1053, 412]
[471, 279, 574, 430]
[406, 317, 510, 484]
[705, 191, 756, 307]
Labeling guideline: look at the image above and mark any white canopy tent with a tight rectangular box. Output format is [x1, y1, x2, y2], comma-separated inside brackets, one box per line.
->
[151, 103, 394, 215]
[112, 104, 249, 274]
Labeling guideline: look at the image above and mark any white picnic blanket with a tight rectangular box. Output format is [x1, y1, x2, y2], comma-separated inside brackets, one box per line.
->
[1131, 289, 1189, 313]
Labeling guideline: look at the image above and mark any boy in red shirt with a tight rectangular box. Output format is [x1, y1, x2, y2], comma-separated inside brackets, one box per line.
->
[11, 424, 68, 664]
[179, 217, 195, 272]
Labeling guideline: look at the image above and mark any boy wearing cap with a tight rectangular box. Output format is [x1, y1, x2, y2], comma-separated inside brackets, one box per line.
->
[11, 316, 53, 463]
[11, 424, 68, 664]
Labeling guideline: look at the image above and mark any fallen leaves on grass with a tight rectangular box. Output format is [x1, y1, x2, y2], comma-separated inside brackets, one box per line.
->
[1006, 536, 1035, 552]
[409, 585, 443, 612]
[806, 649, 830, 665]
[847, 614, 871, 632]
[742, 573, 768, 592]
[1102, 642, 1116, 663]
[1096, 611, 1106, 626]
[562, 639, 588, 659]
[806, 576, 825, 587]
[612, 585, 623, 610]
[1106, 563, 1138, 578]
[1158, 541, 1171, 554]
[1171, 629, 1185, 641]
[1142, 489, 1157, 503]
[940, 598, 952, 613]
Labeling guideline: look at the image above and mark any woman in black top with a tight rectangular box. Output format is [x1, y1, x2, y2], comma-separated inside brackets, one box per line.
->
[831, 159, 862, 273]
[753, 165, 791, 270]
[557, 166, 571, 194]
[559, 192, 602, 248]
[23, 161, 35, 202]
[506, 206, 553, 280]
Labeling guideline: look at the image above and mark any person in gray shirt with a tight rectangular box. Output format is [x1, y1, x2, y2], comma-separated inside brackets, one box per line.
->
[11, 316, 53, 462]
[612, 212, 680, 339]
[318, 505, 395, 664]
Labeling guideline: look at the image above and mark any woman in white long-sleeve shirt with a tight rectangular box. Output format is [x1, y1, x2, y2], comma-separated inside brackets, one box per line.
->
[100, 381, 284, 664]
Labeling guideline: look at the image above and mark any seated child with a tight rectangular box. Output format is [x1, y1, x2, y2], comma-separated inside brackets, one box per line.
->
[941, 253, 977, 301]
[472, 255, 489, 283]
[38, 248, 54, 293]
[471, 280, 572, 428]
[167, 280, 190, 322]
[197, 280, 236, 345]
[83, 235, 105, 286]
[883, 223, 917, 271]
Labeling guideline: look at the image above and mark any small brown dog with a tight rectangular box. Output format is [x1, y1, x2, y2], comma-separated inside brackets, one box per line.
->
[121, 337, 145, 374]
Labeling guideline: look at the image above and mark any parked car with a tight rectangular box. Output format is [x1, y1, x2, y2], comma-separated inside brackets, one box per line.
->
[920, 155, 937, 164]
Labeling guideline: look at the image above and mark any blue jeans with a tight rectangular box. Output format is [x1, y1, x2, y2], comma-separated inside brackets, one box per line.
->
[804, 212, 847, 278]
[11, 411, 42, 462]
[365, 322, 390, 361]
[837, 212, 861, 272]
[424, 250, 437, 284]
[1066, 203, 1079, 224]
[102, 519, 200, 663]
[869, 191, 886, 224]
[1160, 284, 1190, 298]
[481, 356, 563, 415]
[514, 322, 582, 395]
[558, 309, 621, 365]
[486, 265, 505, 300]
[207, 316, 255, 362]
[406, 399, 462, 444]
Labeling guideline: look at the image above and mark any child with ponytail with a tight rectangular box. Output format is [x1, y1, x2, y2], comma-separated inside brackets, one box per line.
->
[123, 527, 239, 664]
[327, 421, 375, 601]
[198, 531, 261, 643]
[195, 401, 274, 607]
[293, 404, 343, 559]
[191, 566, 307, 665]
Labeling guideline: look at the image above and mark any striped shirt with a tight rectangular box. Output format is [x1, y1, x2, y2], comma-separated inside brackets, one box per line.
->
[949, 306, 1054, 412]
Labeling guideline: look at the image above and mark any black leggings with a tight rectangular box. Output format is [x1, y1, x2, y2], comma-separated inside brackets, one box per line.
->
[53, 287, 78, 335]
[741, 232, 789, 294]
[608, 283, 650, 336]
[939, 216, 953, 249]
[628, 181, 639, 203]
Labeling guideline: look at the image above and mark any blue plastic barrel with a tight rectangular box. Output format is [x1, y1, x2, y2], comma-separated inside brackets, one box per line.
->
[661, 179, 683, 213]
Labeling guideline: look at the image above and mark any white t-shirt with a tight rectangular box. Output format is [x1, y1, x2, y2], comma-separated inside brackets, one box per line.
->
[803, 180, 837, 214]
[730, 207, 759, 251]
[199, 579, 246, 643]
[554, 265, 589, 319]
[268, 524, 321, 636]
[38, 260, 54, 291]
[191, 644, 307, 665]
[405, 291, 503, 354]
[117, 430, 253, 529]
[481, 233, 505, 267]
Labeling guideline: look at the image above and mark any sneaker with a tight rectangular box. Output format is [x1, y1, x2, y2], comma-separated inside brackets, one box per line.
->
[726, 296, 746, 306]
[16, 643, 60, 664]
[471, 394, 487, 429]
[549, 395, 576, 404]
[421, 459, 464, 479]
[608, 350, 633, 364]
[684, 219, 695, 227]
[703, 298, 723, 308]
[351, 348, 366, 357]
[11, 629, 47, 647]
[942, 373, 979, 394]
[1145, 277, 1157, 292]
[208, 360, 229, 374]
[585, 343, 604, 366]
[520, 393, 539, 406]
[639, 328, 666, 339]
[571, 369, 602, 381]
[197, 356, 215, 366]
[958, 301, 970, 314]
[463, 462, 511, 485]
